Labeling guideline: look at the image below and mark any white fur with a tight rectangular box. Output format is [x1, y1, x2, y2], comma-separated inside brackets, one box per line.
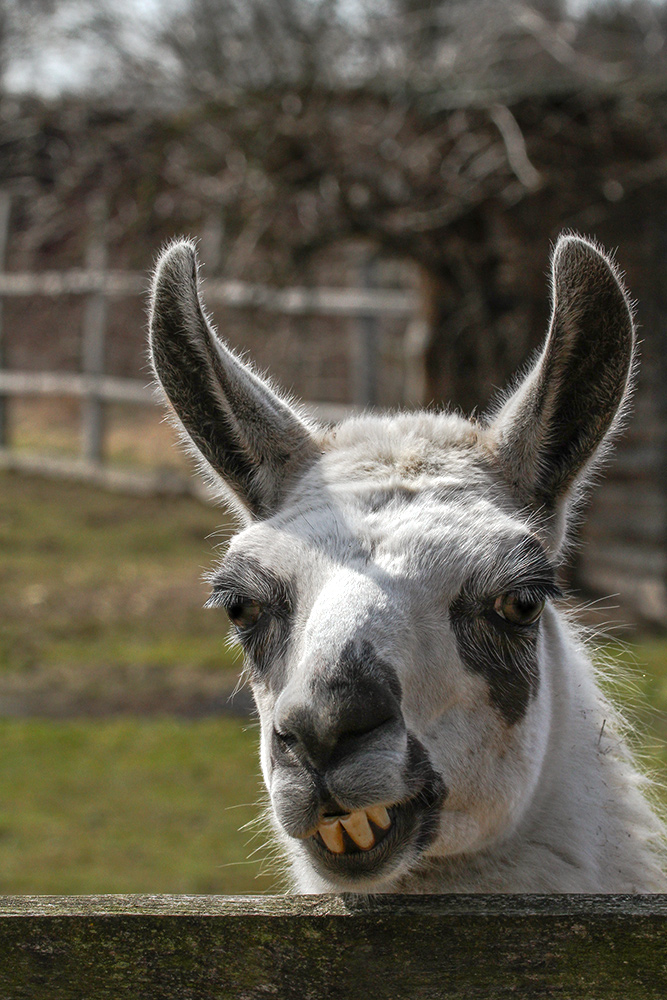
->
[237, 414, 667, 892]
[149, 234, 667, 894]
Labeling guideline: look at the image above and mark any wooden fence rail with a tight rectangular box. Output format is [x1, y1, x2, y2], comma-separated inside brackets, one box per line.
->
[0, 269, 417, 316]
[1, 894, 666, 999]
[0, 191, 420, 495]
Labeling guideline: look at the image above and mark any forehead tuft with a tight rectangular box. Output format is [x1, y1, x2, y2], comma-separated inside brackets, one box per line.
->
[317, 411, 489, 492]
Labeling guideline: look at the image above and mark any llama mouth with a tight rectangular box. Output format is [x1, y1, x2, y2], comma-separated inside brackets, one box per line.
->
[315, 805, 392, 854]
[306, 786, 445, 879]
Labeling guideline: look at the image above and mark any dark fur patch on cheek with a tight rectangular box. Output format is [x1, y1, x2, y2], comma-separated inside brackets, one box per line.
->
[448, 596, 540, 726]
[403, 733, 448, 851]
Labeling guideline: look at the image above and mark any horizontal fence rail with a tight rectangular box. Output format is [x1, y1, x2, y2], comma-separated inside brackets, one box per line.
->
[0, 371, 358, 423]
[1, 894, 666, 999]
[0, 370, 154, 405]
[0, 191, 420, 495]
[0, 270, 418, 316]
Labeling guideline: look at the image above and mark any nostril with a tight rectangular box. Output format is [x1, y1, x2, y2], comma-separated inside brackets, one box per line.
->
[271, 726, 308, 772]
[331, 714, 397, 756]
[337, 713, 396, 742]
[274, 728, 299, 750]
[272, 672, 404, 770]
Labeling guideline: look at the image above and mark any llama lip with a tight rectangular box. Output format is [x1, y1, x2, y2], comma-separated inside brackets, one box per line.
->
[306, 785, 445, 879]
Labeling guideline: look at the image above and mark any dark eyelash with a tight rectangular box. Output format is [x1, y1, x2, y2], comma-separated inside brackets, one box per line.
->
[206, 584, 292, 675]
[500, 581, 564, 602]
[205, 589, 244, 611]
[207, 589, 291, 625]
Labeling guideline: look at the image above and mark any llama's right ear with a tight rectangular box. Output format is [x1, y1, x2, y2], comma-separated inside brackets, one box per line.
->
[489, 234, 635, 548]
[149, 240, 319, 520]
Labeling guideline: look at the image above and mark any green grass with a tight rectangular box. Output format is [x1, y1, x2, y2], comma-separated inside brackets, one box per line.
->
[629, 635, 667, 733]
[0, 471, 241, 696]
[0, 471, 285, 893]
[599, 637, 667, 763]
[0, 717, 283, 895]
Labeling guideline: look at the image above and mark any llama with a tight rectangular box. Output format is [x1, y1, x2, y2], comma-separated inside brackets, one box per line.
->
[149, 234, 666, 893]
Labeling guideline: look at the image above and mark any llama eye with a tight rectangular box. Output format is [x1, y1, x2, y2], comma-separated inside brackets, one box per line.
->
[494, 592, 545, 626]
[226, 598, 264, 630]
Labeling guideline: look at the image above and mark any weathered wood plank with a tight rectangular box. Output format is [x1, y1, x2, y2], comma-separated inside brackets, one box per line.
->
[353, 259, 379, 406]
[0, 448, 204, 498]
[0, 271, 417, 316]
[0, 270, 146, 297]
[0, 894, 666, 1000]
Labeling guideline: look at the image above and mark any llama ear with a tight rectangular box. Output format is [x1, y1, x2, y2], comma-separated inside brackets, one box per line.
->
[489, 234, 635, 544]
[149, 240, 319, 520]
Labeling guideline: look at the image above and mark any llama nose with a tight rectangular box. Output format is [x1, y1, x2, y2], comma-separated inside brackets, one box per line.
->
[272, 673, 403, 772]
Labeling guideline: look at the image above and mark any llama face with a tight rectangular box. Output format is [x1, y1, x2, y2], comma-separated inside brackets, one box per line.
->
[149, 234, 635, 891]
[210, 416, 562, 888]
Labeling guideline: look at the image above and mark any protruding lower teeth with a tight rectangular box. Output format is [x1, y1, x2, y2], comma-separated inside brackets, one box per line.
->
[318, 817, 345, 854]
[316, 805, 392, 853]
[341, 810, 374, 849]
[365, 805, 391, 830]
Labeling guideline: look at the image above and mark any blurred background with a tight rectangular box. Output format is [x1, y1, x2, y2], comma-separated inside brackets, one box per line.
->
[0, 0, 666, 894]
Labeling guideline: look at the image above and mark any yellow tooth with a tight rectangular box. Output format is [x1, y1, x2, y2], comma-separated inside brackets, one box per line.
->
[341, 810, 375, 850]
[318, 819, 345, 854]
[366, 805, 391, 830]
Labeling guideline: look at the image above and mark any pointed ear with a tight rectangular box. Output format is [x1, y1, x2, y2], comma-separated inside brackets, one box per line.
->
[149, 239, 319, 520]
[489, 234, 636, 546]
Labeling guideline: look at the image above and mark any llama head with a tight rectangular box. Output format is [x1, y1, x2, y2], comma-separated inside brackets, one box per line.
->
[149, 235, 635, 891]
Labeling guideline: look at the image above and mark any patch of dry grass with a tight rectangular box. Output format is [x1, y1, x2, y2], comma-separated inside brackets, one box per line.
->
[9, 396, 189, 471]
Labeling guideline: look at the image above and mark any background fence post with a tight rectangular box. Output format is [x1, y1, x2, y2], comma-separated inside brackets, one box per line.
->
[81, 193, 108, 464]
[353, 257, 379, 408]
[403, 314, 429, 407]
[201, 209, 225, 277]
[0, 191, 12, 448]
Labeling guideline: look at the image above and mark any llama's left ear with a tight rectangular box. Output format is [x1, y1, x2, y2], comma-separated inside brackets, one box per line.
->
[489, 234, 635, 547]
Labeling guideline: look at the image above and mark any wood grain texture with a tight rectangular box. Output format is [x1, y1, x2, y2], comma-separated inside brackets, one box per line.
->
[1, 894, 666, 999]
